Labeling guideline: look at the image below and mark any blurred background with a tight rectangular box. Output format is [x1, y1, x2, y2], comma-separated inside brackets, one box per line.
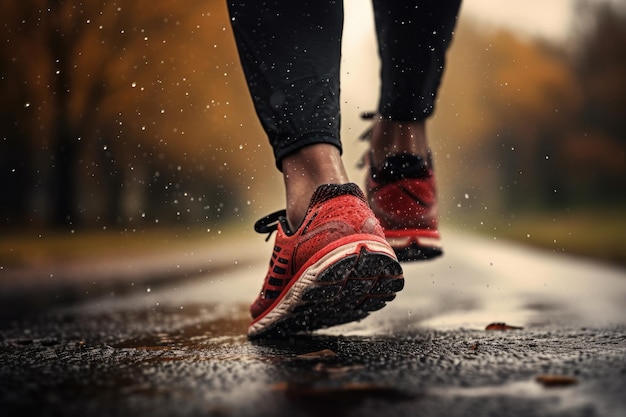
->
[1, 0, 625, 268]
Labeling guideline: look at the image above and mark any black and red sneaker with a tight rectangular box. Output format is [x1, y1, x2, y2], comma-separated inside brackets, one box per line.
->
[365, 152, 442, 262]
[357, 112, 442, 262]
[248, 183, 404, 339]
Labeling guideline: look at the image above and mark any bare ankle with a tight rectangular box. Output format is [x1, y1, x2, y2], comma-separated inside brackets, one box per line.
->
[281, 144, 350, 229]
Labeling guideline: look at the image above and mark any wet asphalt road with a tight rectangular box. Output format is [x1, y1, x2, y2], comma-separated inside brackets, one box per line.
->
[1, 230, 625, 417]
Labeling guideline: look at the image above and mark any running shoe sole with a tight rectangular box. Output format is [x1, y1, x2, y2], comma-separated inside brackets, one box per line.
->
[248, 238, 404, 339]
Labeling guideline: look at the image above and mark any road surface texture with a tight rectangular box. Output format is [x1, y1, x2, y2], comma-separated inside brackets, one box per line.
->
[1, 229, 625, 417]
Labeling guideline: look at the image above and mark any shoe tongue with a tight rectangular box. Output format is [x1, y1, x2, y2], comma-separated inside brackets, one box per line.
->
[309, 183, 365, 207]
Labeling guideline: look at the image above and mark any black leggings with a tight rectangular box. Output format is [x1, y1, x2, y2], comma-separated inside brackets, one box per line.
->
[227, 0, 462, 170]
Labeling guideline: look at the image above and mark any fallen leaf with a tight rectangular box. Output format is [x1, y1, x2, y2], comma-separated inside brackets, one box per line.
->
[535, 374, 579, 387]
[296, 349, 338, 360]
[312, 363, 364, 375]
[272, 382, 289, 392]
[485, 322, 523, 331]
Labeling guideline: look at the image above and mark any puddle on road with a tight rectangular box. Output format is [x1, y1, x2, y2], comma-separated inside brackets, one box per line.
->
[111, 304, 250, 350]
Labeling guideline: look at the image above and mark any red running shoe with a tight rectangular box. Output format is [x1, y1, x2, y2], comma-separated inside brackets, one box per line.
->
[365, 152, 442, 262]
[248, 183, 404, 339]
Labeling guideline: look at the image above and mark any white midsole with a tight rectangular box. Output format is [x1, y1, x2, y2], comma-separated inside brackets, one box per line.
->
[386, 235, 441, 248]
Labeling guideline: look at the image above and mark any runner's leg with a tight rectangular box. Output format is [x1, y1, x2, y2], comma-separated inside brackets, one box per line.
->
[227, 0, 345, 171]
[372, 0, 462, 122]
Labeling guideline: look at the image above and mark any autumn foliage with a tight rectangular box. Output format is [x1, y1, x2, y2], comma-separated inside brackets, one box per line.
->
[0, 0, 269, 229]
[432, 3, 626, 217]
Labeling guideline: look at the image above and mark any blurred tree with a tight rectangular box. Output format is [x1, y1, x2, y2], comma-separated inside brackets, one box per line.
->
[569, 0, 626, 205]
[433, 4, 625, 222]
[0, 0, 268, 231]
[432, 23, 580, 215]
[487, 33, 581, 210]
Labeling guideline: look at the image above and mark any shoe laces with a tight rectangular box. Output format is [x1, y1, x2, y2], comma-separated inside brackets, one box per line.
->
[254, 210, 287, 241]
